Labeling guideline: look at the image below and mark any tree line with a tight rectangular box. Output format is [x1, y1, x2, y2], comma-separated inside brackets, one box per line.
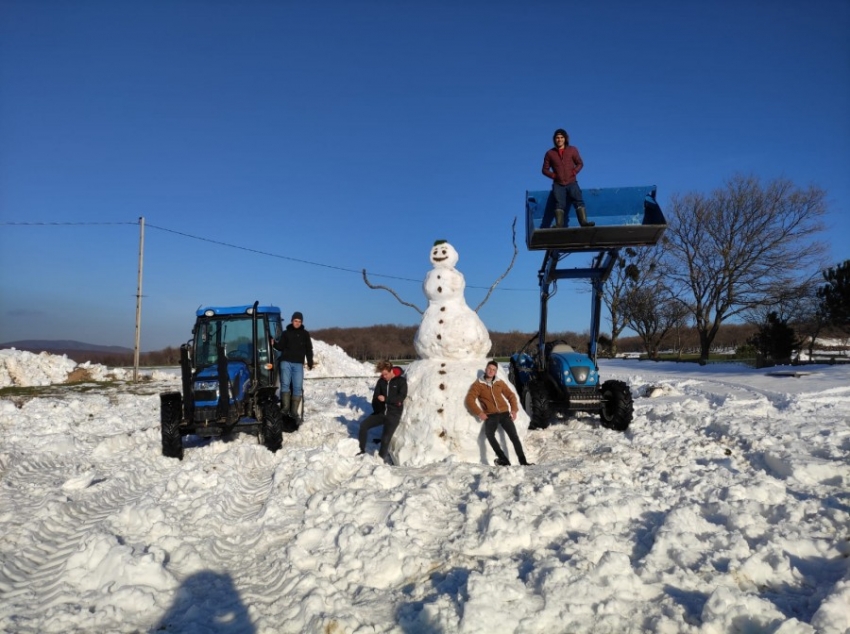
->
[57, 321, 782, 367]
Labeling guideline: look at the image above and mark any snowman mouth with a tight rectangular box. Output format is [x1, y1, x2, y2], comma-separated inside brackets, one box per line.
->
[433, 256, 447, 262]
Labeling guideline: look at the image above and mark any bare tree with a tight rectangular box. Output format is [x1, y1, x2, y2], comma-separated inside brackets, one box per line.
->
[601, 247, 640, 356]
[624, 286, 689, 359]
[665, 174, 827, 363]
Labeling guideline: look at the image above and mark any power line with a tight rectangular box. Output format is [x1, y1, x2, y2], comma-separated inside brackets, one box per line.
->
[2, 221, 137, 226]
[1, 219, 534, 291]
[145, 222, 417, 282]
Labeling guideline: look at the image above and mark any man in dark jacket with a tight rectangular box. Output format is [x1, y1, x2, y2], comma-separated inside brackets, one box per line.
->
[358, 360, 407, 463]
[541, 128, 594, 228]
[273, 311, 314, 419]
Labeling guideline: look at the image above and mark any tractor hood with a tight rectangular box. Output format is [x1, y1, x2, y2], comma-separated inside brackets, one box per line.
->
[549, 350, 598, 387]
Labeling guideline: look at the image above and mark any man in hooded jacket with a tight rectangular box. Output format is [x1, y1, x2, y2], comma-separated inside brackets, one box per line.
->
[273, 311, 313, 420]
[541, 128, 594, 228]
[358, 360, 407, 463]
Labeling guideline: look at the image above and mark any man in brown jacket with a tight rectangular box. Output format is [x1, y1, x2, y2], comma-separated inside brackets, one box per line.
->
[465, 360, 531, 466]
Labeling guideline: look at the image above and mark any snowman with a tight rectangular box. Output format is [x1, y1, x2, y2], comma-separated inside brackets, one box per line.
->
[387, 240, 530, 467]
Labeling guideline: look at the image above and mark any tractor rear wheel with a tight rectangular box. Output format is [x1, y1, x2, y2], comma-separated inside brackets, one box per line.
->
[260, 401, 284, 453]
[599, 380, 633, 431]
[160, 392, 184, 460]
[523, 379, 551, 430]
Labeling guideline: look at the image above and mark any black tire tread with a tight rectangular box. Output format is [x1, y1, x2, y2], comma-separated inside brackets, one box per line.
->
[160, 391, 184, 460]
[599, 379, 633, 431]
[261, 401, 284, 452]
[525, 379, 551, 430]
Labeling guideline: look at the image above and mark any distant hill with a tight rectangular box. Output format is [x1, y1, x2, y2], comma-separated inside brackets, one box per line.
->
[0, 340, 134, 359]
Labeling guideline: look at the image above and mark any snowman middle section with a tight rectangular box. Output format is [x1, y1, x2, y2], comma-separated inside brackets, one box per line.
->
[414, 267, 491, 360]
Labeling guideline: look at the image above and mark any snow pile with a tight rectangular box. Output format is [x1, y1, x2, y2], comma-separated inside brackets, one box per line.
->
[0, 349, 181, 387]
[0, 348, 79, 387]
[308, 339, 375, 378]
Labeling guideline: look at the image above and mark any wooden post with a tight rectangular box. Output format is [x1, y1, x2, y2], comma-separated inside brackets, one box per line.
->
[133, 217, 145, 382]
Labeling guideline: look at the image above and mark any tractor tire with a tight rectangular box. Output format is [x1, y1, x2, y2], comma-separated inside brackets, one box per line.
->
[508, 360, 519, 388]
[160, 392, 184, 460]
[599, 380, 633, 431]
[523, 379, 551, 430]
[260, 401, 284, 453]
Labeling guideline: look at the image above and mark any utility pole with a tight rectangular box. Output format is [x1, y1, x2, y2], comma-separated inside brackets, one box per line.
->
[133, 217, 145, 381]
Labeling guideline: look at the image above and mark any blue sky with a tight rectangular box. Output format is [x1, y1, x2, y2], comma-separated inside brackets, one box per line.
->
[1, 0, 848, 351]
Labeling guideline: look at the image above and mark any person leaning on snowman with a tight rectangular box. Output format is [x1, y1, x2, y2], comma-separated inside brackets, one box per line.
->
[465, 360, 531, 466]
[357, 360, 408, 463]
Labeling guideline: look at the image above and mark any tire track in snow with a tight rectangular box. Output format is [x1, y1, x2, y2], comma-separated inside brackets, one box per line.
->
[0, 454, 172, 610]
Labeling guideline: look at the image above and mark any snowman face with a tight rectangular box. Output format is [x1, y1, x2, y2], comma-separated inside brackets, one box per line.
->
[429, 242, 459, 269]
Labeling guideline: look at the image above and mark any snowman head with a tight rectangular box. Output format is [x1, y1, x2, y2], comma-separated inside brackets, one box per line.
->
[429, 240, 459, 269]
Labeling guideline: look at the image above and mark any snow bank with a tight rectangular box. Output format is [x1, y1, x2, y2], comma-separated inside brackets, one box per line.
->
[0, 348, 80, 387]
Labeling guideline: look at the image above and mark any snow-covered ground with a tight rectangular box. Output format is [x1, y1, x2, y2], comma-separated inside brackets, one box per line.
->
[1, 346, 848, 633]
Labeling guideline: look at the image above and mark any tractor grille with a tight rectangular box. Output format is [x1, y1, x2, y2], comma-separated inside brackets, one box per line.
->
[566, 387, 601, 408]
[193, 406, 220, 423]
[194, 390, 217, 403]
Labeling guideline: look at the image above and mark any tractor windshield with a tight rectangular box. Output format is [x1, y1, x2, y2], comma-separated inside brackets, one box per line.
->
[193, 315, 273, 374]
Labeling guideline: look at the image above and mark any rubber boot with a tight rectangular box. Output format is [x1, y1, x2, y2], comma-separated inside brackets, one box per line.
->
[554, 208, 565, 228]
[576, 205, 595, 227]
[290, 396, 302, 421]
[281, 392, 291, 412]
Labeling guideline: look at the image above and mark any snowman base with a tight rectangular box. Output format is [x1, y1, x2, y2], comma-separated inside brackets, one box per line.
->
[388, 359, 530, 467]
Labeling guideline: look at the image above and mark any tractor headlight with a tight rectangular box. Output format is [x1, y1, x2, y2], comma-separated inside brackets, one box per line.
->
[195, 380, 219, 391]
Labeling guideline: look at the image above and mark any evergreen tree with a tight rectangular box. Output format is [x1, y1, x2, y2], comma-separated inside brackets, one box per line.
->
[817, 260, 850, 333]
[748, 312, 798, 363]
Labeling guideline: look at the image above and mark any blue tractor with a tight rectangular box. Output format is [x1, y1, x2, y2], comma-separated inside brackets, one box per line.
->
[509, 186, 667, 431]
[159, 301, 297, 459]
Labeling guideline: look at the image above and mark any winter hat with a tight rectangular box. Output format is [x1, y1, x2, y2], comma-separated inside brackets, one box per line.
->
[553, 128, 568, 142]
[292, 311, 303, 321]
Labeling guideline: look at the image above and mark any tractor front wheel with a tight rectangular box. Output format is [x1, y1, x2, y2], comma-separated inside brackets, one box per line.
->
[599, 380, 633, 431]
[160, 392, 184, 460]
[523, 379, 551, 430]
[260, 400, 284, 453]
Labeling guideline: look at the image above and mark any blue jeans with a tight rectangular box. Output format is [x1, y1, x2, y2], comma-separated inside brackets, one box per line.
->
[279, 360, 304, 397]
[552, 182, 585, 223]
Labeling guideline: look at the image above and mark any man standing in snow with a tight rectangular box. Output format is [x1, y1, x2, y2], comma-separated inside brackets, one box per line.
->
[273, 311, 314, 420]
[465, 360, 530, 466]
[358, 360, 407, 463]
[541, 128, 594, 228]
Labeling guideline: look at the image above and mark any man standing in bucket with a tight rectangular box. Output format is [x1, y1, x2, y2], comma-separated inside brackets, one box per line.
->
[273, 311, 313, 420]
[541, 128, 594, 228]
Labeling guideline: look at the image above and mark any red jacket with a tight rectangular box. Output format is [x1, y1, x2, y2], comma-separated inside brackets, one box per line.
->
[542, 146, 583, 185]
